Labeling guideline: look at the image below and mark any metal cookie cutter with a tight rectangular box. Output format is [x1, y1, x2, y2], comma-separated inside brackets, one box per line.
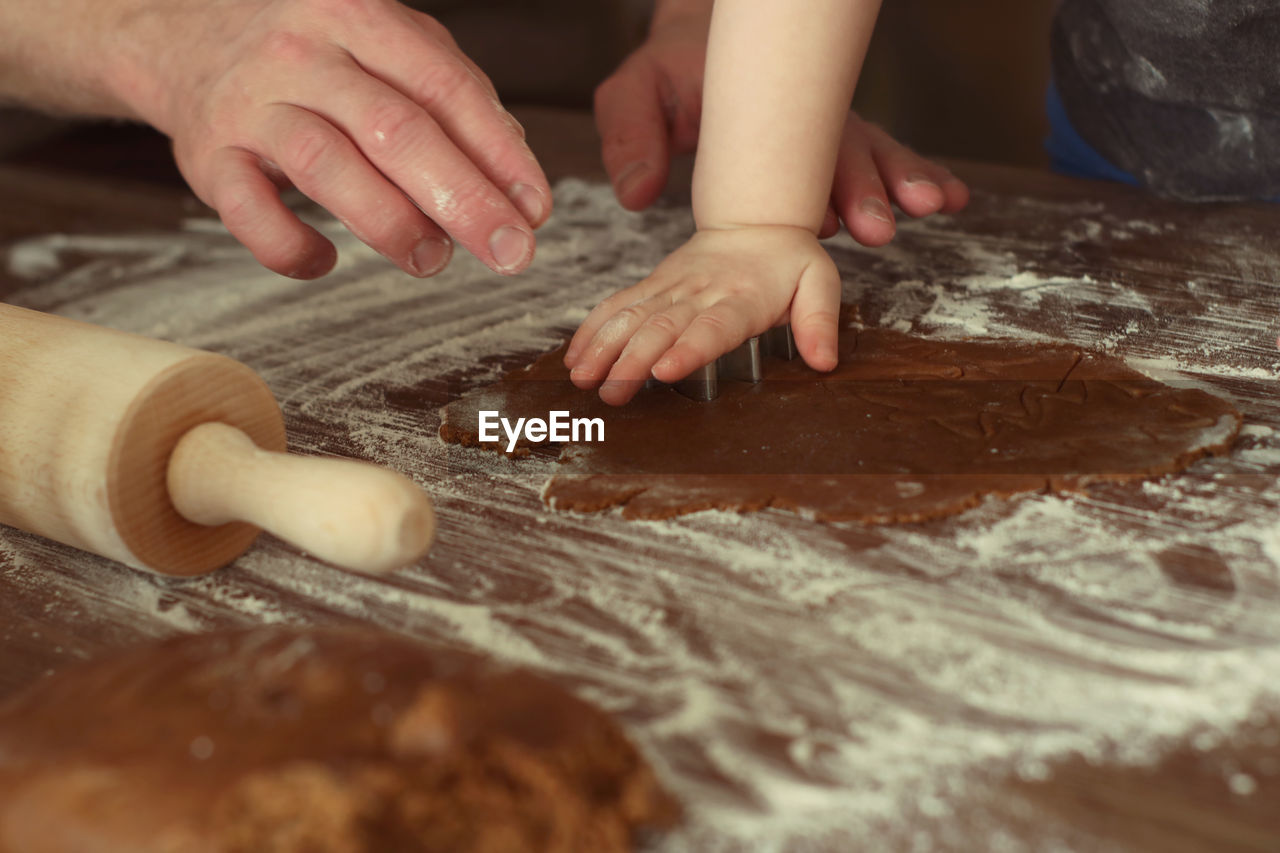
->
[647, 324, 797, 401]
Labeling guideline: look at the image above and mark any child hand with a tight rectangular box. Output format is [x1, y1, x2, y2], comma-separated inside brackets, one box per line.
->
[563, 225, 840, 406]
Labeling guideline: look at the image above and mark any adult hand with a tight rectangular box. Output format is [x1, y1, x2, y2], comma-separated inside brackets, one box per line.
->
[818, 112, 970, 244]
[594, 2, 712, 212]
[125, 0, 551, 279]
[594, 4, 969, 239]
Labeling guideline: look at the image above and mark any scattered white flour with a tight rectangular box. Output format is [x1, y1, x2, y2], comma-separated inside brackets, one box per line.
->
[429, 184, 459, 221]
[1, 180, 1279, 851]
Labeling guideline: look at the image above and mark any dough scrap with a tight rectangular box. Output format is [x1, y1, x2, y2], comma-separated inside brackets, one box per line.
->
[440, 324, 1241, 522]
[0, 628, 678, 853]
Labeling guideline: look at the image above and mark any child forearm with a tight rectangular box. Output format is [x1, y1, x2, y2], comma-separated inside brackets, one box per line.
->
[692, 0, 882, 233]
[568, 0, 970, 405]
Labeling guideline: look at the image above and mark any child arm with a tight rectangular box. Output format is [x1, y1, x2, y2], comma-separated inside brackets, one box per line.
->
[693, 0, 879, 232]
[567, 0, 883, 404]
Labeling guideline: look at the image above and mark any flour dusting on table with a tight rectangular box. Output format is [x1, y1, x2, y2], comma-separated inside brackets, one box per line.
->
[3, 180, 1280, 850]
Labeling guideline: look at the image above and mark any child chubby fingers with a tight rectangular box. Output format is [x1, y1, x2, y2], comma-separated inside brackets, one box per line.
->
[650, 297, 761, 384]
[568, 288, 691, 389]
[789, 252, 842, 372]
[568, 225, 835, 403]
[597, 303, 702, 404]
[568, 302, 659, 389]
[564, 273, 676, 370]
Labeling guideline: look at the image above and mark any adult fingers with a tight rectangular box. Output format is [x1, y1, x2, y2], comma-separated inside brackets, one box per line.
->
[818, 204, 840, 239]
[831, 114, 896, 247]
[595, 56, 671, 211]
[790, 253, 842, 372]
[406, 12, 502, 104]
[253, 103, 452, 276]
[866, 124, 961, 219]
[205, 146, 337, 279]
[348, 22, 551, 230]
[302, 57, 536, 274]
[938, 172, 971, 213]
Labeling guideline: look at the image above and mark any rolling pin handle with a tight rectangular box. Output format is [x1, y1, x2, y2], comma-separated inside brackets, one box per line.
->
[167, 422, 435, 574]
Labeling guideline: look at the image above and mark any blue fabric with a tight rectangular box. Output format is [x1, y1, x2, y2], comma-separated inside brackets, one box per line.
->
[1044, 80, 1141, 187]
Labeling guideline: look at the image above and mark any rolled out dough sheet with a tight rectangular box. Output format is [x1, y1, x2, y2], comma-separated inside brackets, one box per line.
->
[441, 322, 1241, 523]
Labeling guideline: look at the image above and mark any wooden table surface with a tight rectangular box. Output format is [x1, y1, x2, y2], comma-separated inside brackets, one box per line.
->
[2, 109, 1280, 851]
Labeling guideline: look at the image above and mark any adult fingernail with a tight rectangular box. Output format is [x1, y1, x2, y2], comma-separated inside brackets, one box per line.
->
[818, 343, 838, 366]
[859, 197, 892, 223]
[410, 237, 452, 277]
[489, 225, 533, 272]
[614, 162, 648, 199]
[510, 183, 546, 226]
[904, 173, 940, 191]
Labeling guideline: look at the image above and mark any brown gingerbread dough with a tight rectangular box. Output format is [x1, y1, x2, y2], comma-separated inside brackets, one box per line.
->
[0, 628, 678, 852]
[440, 324, 1241, 522]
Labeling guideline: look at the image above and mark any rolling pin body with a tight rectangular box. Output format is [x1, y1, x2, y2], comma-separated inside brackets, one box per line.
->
[0, 304, 433, 575]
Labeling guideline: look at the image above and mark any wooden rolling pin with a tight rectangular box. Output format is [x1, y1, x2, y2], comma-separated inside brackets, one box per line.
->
[0, 304, 435, 576]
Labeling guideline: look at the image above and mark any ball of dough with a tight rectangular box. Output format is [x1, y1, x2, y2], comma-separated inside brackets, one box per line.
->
[0, 628, 678, 852]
